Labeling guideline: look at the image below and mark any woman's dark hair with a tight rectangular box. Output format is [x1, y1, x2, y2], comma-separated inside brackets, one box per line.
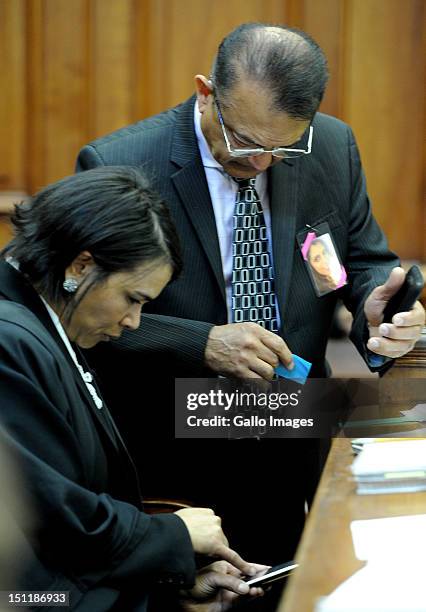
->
[3, 166, 182, 321]
[307, 237, 337, 293]
[212, 22, 328, 120]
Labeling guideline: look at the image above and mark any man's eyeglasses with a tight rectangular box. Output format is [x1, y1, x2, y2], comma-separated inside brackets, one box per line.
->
[214, 97, 313, 159]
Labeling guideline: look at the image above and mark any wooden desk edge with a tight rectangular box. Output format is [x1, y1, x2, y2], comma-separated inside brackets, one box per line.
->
[277, 438, 361, 612]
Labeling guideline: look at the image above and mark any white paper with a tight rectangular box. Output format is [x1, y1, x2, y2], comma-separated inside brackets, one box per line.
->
[351, 439, 426, 476]
[351, 514, 426, 561]
[315, 562, 426, 611]
[401, 403, 426, 421]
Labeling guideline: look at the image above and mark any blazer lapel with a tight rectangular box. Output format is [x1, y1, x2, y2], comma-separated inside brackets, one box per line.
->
[0, 260, 142, 504]
[170, 98, 226, 302]
[269, 159, 300, 326]
[0, 261, 122, 456]
[168, 98, 303, 316]
[0, 260, 63, 343]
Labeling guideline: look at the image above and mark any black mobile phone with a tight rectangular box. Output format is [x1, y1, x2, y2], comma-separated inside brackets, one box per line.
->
[245, 561, 298, 588]
[382, 265, 424, 324]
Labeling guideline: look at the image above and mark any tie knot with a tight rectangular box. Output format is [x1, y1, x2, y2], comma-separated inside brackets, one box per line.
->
[235, 177, 255, 190]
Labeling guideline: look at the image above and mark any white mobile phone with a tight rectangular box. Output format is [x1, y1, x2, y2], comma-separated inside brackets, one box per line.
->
[245, 561, 298, 587]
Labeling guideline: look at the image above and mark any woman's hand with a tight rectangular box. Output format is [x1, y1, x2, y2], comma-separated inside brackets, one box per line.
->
[175, 507, 257, 577]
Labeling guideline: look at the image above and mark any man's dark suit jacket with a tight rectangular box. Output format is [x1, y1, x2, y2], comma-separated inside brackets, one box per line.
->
[76, 96, 398, 563]
[0, 260, 195, 611]
[77, 96, 397, 377]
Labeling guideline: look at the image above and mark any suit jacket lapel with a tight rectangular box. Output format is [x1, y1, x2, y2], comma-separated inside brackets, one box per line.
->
[168, 97, 302, 317]
[0, 260, 62, 343]
[269, 159, 300, 327]
[0, 261, 122, 456]
[170, 98, 226, 302]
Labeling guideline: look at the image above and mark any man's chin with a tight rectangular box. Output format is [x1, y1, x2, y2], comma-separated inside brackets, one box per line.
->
[223, 162, 259, 178]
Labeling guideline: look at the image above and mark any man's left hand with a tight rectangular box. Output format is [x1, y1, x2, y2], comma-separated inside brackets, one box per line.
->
[364, 267, 425, 358]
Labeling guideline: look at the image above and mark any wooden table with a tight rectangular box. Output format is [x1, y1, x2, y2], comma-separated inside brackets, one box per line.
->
[277, 436, 426, 612]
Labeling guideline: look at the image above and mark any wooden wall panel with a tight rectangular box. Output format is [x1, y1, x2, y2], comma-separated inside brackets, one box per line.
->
[166, 0, 288, 104]
[132, 0, 151, 120]
[26, 0, 45, 193]
[0, 219, 13, 249]
[423, 5, 426, 261]
[135, 0, 288, 118]
[0, 0, 26, 191]
[91, 0, 135, 138]
[42, 0, 89, 186]
[26, 0, 90, 191]
[343, 0, 425, 259]
[292, 0, 345, 118]
[0, 0, 424, 259]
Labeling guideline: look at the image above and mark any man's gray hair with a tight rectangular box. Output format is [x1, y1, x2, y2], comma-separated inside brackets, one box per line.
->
[211, 23, 328, 120]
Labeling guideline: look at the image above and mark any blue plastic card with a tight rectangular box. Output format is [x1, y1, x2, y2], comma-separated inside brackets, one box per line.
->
[275, 354, 312, 385]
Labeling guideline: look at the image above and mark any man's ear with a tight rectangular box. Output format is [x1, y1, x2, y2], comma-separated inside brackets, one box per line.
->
[65, 251, 96, 283]
[194, 75, 213, 113]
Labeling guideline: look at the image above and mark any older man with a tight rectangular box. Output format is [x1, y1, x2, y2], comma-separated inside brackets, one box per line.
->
[77, 23, 424, 566]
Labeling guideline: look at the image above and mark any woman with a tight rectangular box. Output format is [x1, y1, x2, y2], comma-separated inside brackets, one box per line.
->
[307, 237, 344, 295]
[0, 167, 263, 611]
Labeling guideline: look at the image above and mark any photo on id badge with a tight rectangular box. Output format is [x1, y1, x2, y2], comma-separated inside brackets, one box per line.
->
[299, 223, 347, 297]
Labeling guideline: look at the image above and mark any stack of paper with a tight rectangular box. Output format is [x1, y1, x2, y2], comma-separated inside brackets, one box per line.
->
[350, 437, 409, 454]
[351, 439, 426, 494]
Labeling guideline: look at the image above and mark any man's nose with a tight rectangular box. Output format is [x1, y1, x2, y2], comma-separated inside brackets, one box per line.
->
[247, 152, 273, 172]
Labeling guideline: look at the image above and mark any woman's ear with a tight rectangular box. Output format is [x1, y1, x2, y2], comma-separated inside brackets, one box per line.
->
[64, 251, 96, 283]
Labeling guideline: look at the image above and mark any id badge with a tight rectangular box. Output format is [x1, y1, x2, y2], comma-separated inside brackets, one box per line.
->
[297, 222, 347, 297]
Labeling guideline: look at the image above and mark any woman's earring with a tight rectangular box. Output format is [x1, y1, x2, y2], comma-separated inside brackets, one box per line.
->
[63, 278, 79, 293]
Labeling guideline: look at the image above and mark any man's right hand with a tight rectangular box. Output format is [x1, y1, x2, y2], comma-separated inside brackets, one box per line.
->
[180, 561, 266, 612]
[204, 323, 293, 380]
[175, 507, 257, 577]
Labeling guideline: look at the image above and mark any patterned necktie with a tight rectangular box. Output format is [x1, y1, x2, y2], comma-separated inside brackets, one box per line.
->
[231, 178, 279, 332]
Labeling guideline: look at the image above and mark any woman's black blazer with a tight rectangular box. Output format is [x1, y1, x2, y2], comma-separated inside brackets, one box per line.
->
[0, 260, 195, 611]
